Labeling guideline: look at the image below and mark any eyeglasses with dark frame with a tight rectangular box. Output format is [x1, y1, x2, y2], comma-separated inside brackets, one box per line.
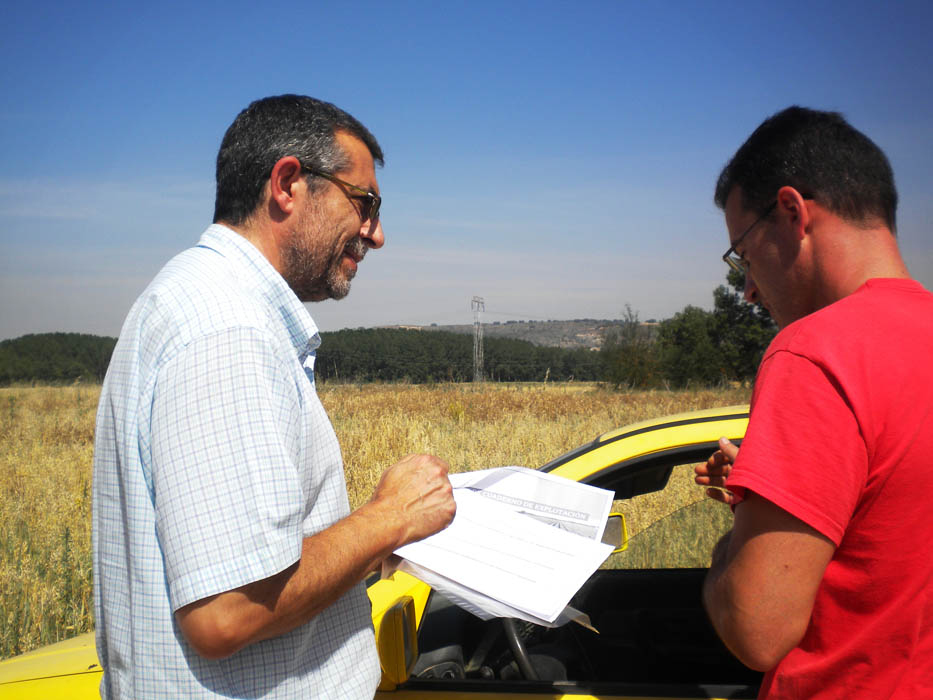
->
[722, 201, 776, 274]
[301, 165, 381, 223]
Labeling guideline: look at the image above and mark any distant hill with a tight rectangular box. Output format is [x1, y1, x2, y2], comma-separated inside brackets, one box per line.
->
[387, 318, 658, 350]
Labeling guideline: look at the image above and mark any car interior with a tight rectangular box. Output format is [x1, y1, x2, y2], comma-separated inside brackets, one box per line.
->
[401, 447, 764, 698]
[408, 568, 761, 696]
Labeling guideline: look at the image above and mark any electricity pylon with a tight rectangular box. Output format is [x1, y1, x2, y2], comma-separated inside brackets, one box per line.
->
[472, 296, 485, 383]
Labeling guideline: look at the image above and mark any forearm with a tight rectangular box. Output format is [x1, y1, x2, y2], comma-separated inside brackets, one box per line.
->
[176, 499, 404, 658]
[260, 495, 432, 638]
[702, 495, 833, 671]
[176, 453, 455, 659]
[703, 530, 763, 666]
[704, 530, 789, 670]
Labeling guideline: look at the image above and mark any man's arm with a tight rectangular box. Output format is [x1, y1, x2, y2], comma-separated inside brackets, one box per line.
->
[702, 490, 835, 671]
[175, 453, 455, 659]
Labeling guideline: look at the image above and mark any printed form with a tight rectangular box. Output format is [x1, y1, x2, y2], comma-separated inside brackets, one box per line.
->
[394, 466, 615, 626]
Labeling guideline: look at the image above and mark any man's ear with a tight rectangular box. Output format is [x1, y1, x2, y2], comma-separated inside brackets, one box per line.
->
[268, 156, 305, 217]
[775, 186, 811, 241]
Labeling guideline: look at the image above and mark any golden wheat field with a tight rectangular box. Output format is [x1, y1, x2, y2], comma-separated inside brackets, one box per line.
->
[0, 382, 750, 660]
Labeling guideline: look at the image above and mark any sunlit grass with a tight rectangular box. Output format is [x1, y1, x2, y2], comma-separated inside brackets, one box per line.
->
[1, 385, 95, 660]
[0, 381, 749, 659]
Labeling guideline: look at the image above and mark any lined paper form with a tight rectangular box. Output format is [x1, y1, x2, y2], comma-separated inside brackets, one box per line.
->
[394, 467, 614, 625]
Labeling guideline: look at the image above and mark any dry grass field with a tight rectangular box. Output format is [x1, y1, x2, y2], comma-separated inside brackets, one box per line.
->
[0, 381, 750, 660]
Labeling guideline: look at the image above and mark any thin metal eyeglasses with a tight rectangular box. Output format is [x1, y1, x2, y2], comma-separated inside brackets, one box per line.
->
[301, 165, 381, 223]
[722, 201, 776, 273]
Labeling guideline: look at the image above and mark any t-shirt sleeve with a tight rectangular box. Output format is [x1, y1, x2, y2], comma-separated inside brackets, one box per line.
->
[150, 326, 305, 611]
[726, 349, 868, 546]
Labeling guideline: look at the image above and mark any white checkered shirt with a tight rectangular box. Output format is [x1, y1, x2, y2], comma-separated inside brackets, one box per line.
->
[92, 224, 381, 698]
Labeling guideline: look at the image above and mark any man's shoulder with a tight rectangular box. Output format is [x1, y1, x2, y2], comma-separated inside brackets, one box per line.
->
[143, 245, 272, 337]
[766, 278, 933, 360]
[112, 243, 288, 380]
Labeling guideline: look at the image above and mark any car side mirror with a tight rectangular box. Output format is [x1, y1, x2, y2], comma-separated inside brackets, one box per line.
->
[602, 512, 629, 553]
[375, 595, 419, 690]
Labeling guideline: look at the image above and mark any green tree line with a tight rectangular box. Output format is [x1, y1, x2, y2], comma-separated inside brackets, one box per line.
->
[0, 329, 602, 385]
[600, 271, 777, 389]
[0, 333, 117, 384]
[314, 328, 602, 383]
[1, 272, 775, 387]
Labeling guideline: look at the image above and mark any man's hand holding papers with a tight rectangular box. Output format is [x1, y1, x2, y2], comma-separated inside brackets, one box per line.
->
[393, 467, 615, 627]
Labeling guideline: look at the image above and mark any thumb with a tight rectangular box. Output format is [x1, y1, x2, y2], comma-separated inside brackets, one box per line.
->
[719, 436, 740, 463]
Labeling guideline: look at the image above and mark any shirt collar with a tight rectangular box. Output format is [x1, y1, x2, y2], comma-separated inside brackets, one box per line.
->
[196, 224, 321, 361]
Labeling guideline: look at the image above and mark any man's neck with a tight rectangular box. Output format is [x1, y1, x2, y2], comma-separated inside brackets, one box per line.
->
[812, 221, 912, 307]
[218, 218, 286, 278]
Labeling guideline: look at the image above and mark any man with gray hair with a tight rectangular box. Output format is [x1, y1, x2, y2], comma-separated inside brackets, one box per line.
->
[93, 95, 456, 698]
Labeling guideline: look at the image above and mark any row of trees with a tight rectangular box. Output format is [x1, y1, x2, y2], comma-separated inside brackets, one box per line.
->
[600, 271, 776, 388]
[314, 328, 602, 383]
[1, 274, 776, 387]
[0, 329, 603, 385]
[0, 333, 116, 384]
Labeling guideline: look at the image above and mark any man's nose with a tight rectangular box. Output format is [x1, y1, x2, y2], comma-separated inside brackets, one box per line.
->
[361, 219, 384, 249]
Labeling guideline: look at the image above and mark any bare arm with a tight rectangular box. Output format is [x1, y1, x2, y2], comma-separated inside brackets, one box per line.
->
[702, 490, 835, 671]
[175, 453, 456, 659]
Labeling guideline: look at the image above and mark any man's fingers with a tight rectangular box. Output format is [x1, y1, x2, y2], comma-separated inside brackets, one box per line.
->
[706, 487, 736, 505]
[696, 438, 740, 494]
[373, 454, 457, 547]
[696, 454, 732, 483]
[696, 473, 728, 486]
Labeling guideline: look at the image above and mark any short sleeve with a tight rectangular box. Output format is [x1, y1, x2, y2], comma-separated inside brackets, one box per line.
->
[726, 349, 868, 545]
[150, 326, 305, 610]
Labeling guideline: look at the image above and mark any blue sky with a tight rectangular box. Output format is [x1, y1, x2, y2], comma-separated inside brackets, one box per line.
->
[2, 0, 931, 339]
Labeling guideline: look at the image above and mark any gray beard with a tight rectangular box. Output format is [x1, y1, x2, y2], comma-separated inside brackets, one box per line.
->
[281, 221, 365, 302]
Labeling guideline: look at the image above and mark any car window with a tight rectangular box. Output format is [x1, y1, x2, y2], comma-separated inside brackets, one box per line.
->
[407, 456, 759, 694]
[601, 462, 733, 570]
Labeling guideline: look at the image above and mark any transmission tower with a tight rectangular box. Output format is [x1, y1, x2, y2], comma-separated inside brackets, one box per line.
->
[472, 296, 485, 382]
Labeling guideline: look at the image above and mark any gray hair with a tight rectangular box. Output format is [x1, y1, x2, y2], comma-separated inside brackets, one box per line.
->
[213, 95, 383, 225]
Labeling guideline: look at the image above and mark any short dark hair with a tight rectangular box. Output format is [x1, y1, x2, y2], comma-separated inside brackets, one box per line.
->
[714, 106, 897, 232]
[213, 95, 384, 225]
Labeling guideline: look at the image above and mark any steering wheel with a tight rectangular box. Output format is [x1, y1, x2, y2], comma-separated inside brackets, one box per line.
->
[502, 618, 539, 680]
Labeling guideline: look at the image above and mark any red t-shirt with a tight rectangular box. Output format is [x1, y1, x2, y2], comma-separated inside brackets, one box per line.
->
[726, 278, 933, 699]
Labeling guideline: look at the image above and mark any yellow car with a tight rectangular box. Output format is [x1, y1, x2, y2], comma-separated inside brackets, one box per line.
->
[0, 405, 758, 700]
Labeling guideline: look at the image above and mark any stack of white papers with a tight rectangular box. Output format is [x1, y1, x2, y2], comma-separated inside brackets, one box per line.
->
[394, 467, 615, 627]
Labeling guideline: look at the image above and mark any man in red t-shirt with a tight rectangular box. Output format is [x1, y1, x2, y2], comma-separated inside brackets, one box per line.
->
[695, 106, 933, 699]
